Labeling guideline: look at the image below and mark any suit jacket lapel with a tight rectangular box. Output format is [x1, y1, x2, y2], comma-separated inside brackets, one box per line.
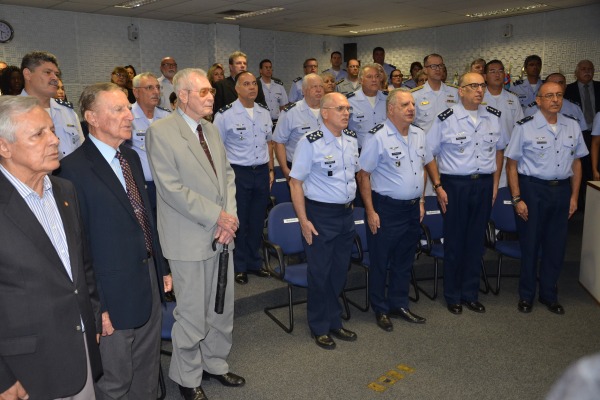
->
[51, 177, 80, 283]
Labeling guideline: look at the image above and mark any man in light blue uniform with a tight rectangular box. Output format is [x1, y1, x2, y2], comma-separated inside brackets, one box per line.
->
[323, 51, 347, 82]
[274, 73, 323, 180]
[511, 55, 543, 111]
[289, 92, 359, 350]
[506, 81, 588, 315]
[288, 58, 318, 103]
[258, 59, 288, 126]
[425, 72, 508, 315]
[20, 51, 84, 160]
[214, 71, 274, 285]
[336, 59, 361, 95]
[127, 72, 171, 212]
[358, 88, 432, 332]
[347, 63, 388, 149]
[372, 47, 396, 79]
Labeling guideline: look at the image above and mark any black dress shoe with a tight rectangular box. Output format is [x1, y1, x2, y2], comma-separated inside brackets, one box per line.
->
[447, 303, 463, 314]
[234, 272, 248, 284]
[330, 327, 357, 341]
[375, 313, 393, 332]
[312, 333, 336, 350]
[248, 268, 270, 277]
[389, 308, 426, 324]
[203, 372, 246, 387]
[461, 300, 486, 313]
[517, 300, 532, 313]
[539, 298, 565, 315]
[179, 385, 208, 400]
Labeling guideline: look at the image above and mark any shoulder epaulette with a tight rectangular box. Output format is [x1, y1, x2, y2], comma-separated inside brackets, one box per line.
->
[283, 102, 297, 112]
[486, 106, 501, 117]
[526, 101, 537, 108]
[335, 78, 345, 85]
[381, 90, 389, 96]
[343, 129, 357, 138]
[218, 104, 233, 114]
[410, 85, 424, 93]
[516, 115, 534, 125]
[156, 106, 172, 113]
[438, 108, 453, 121]
[346, 92, 356, 99]
[273, 78, 284, 86]
[55, 98, 74, 109]
[570, 99, 582, 108]
[513, 79, 524, 86]
[293, 76, 302, 83]
[307, 130, 323, 143]
[411, 122, 423, 130]
[321, 69, 328, 73]
[369, 124, 384, 134]
[388, 64, 397, 69]
[257, 102, 269, 111]
[506, 89, 517, 96]
[562, 113, 579, 122]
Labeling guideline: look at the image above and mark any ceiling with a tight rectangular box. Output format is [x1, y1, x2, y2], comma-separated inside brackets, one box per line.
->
[0, 0, 596, 37]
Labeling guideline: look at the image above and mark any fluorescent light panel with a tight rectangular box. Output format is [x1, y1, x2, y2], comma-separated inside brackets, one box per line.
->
[114, 0, 159, 9]
[223, 7, 285, 20]
[349, 25, 406, 34]
[466, 3, 548, 18]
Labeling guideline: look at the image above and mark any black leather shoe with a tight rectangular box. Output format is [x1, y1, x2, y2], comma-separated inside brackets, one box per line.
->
[234, 272, 248, 284]
[517, 300, 532, 313]
[330, 327, 357, 341]
[539, 298, 565, 315]
[312, 334, 336, 350]
[447, 303, 463, 314]
[389, 308, 426, 324]
[461, 300, 486, 313]
[375, 313, 393, 332]
[179, 385, 208, 400]
[203, 372, 245, 387]
[247, 268, 270, 277]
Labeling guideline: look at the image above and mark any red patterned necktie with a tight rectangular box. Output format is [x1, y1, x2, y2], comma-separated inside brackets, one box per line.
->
[115, 151, 153, 255]
[197, 124, 216, 175]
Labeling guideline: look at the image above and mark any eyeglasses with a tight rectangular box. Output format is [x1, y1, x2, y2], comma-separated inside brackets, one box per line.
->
[487, 69, 504, 74]
[112, 73, 126, 78]
[135, 85, 161, 91]
[391, 74, 403, 78]
[186, 88, 216, 97]
[537, 92, 564, 100]
[161, 63, 177, 68]
[323, 106, 353, 113]
[425, 63, 445, 71]
[461, 83, 487, 90]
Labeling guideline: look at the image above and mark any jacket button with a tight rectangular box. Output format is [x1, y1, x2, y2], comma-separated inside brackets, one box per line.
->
[76, 325, 82, 331]
[74, 289, 78, 294]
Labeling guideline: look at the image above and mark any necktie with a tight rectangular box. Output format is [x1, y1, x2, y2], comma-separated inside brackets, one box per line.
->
[115, 151, 153, 255]
[583, 84, 594, 126]
[197, 124, 216, 175]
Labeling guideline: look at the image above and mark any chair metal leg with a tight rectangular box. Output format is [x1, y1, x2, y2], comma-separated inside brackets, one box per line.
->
[416, 257, 440, 300]
[409, 266, 420, 302]
[264, 285, 307, 333]
[479, 257, 490, 294]
[490, 254, 503, 295]
[340, 291, 351, 320]
[345, 266, 370, 312]
[157, 364, 166, 400]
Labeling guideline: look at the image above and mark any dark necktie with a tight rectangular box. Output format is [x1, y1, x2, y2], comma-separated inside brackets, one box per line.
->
[115, 151, 153, 255]
[197, 124, 216, 175]
[583, 84, 594, 126]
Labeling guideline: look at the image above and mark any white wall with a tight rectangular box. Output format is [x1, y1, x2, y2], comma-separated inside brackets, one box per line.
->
[0, 3, 597, 108]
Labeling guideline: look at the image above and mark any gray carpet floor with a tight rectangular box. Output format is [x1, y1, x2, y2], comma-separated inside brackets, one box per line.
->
[159, 212, 600, 400]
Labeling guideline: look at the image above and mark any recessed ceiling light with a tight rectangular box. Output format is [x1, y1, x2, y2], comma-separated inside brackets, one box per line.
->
[222, 7, 285, 20]
[114, 0, 159, 9]
[349, 25, 406, 34]
[466, 3, 548, 18]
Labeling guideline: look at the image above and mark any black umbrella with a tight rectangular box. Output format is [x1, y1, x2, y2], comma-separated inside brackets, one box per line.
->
[212, 239, 229, 314]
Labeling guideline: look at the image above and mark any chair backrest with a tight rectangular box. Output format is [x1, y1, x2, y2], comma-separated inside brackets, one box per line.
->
[422, 195, 443, 241]
[270, 166, 291, 204]
[352, 206, 368, 255]
[266, 202, 304, 254]
[491, 187, 517, 233]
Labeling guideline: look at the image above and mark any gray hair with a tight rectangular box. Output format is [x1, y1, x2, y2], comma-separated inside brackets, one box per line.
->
[386, 87, 412, 109]
[79, 82, 123, 119]
[302, 73, 323, 91]
[358, 63, 380, 81]
[0, 96, 40, 143]
[132, 72, 158, 88]
[173, 68, 207, 93]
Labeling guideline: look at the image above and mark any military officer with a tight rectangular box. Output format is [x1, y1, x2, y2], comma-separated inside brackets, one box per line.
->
[425, 72, 508, 315]
[372, 47, 396, 78]
[259, 59, 288, 125]
[505, 81, 588, 315]
[213, 71, 274, 285]
[289, 92, 359, 350]
[274, 73, 324, 179]
[358, 88, 432, 332]
[346, 63, 388, 149]
[323, 51, 347, 82]
[336, 59, 361, 95]
[511, 55, 543, 111]
[289, 58, 318, 103]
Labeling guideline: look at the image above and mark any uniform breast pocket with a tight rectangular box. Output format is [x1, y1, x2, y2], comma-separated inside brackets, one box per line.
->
[64, 127, 81, 145]
[481, 133, 500, 152]
[529, 139, 549, 158]
[562, 136, 576, 157]
[320, 159, 337, 174]
[386, 148, 406, 166]
[450, 133, 473, 146]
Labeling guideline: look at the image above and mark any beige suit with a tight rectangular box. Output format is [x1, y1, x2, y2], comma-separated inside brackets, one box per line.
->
[146, 111, 237, 388]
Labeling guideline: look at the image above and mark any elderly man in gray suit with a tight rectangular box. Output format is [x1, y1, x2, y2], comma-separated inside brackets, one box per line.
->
[146, 68, 243, 400]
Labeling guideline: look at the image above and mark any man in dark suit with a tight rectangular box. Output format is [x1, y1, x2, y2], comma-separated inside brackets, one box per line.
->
[213, 50, 266, 113]
[0, 96, 102, 399]
[59, 83, 172, 399]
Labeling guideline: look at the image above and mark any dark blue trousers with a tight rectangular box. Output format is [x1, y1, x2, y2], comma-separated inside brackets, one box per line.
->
[303, 200, 355, 335]
[231, 164, 270, 273]
[516, 175, 571, 303]
[367, 192, 420, 313]
[441, 174, 493, 305]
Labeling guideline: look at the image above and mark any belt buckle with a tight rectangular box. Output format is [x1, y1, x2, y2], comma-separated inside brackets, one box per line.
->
[410, 198, 417, 205]
[549, 180, 559, 186]
[344, 202, 352, 208]
[471, 174, 480, 180]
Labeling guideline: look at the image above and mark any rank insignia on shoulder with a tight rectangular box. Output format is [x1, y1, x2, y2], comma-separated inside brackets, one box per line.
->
[218, 104, 233, 114]
[307, 130, 324, 143]
[273, 78, 284, 86]
[335, 78, 345, 85]
[346, 92, 356, 99]
[486, 106, 501, 117]
[369, 124, 384, 134]
[411, 122, 423, 130]
[293, 76, 302, 83]
[513, 79, 523, 86]
[438, 108, 453, 121]
[156, 106, 172, 113]
[258, 102, 270, 110]
[381, 90, 389, 96]
[343, 129, 357, 138]
[516, 115, 534, 125]
[283, 102, 297, 112]
[562, 113, 579, 121]
[410, 86, 423, 92]
[526, 101, 537, 108]
[55, 98, 74, 109]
